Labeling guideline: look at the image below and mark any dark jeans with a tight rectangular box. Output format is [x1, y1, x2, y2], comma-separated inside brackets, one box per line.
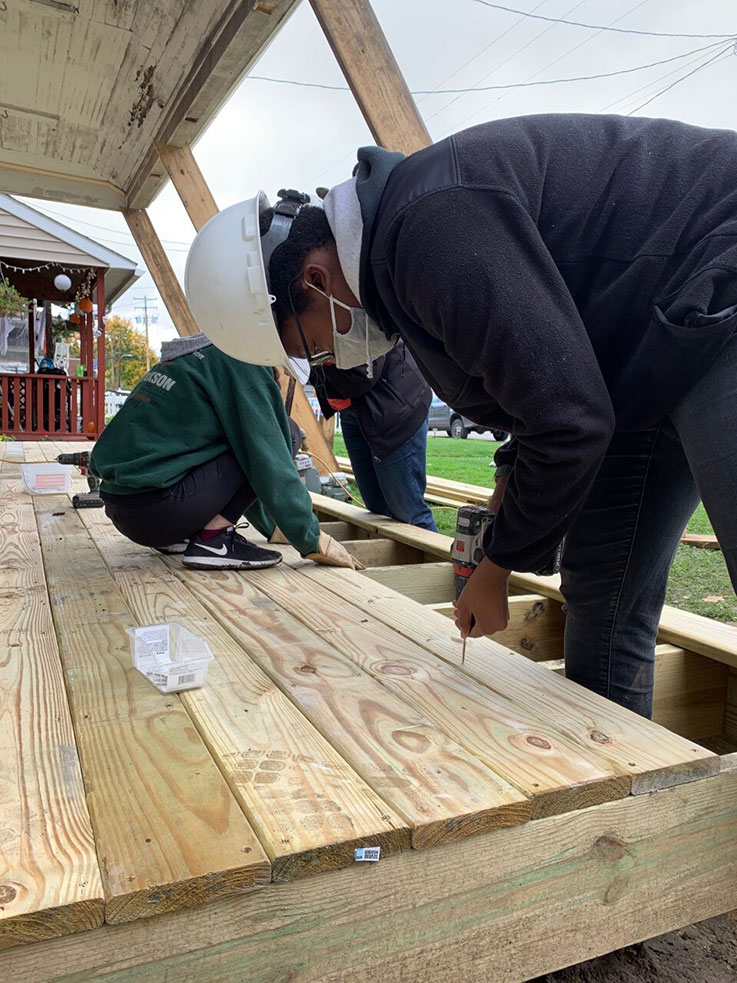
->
[102, 451, 257, 548]
[562, 331, 737, 717]
[340, 407, 438, 531]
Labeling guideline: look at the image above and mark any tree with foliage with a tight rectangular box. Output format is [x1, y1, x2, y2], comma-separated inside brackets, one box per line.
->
[104, 314, 157, 390]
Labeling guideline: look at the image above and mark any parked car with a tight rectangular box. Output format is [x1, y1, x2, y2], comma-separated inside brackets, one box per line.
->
[428, 396, 508, 441]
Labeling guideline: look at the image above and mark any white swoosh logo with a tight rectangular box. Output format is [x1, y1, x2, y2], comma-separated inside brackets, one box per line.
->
[198, 542, 228, 556]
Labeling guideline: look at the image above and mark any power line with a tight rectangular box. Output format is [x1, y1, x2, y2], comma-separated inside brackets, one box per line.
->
[247, 43, 726, 95]
[626, 44, 733, 114]
[470, 2, 736, 39]
[598, 38, 732, 113]
[26, 201, 193, 249]
[441, 0, 651, 135]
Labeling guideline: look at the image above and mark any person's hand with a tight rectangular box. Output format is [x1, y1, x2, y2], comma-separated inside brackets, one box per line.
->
[306, 531, 366, 570]
[453, 556, 510, 638]
[487, 472, 509, 513]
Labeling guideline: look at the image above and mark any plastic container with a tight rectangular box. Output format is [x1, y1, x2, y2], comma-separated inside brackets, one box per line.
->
[126, 622, 213, 693]
[21, 463, 72, 495]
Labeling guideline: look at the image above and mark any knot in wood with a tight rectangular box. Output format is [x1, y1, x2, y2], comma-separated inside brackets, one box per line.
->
[0, 884, 17, 904]
[375, 662, 414, 677]
[589, 729, 611, 744]
[297, 664, 317, 674]
[524, 601, 545, 622]
[525, 735, 552, 750]
[594, 835, 630, 861]
[520, 637, 535, 651]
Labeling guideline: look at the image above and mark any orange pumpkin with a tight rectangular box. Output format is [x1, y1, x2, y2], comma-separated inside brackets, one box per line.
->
[69, 313, 80, 325]
[79, 297, 93, 314]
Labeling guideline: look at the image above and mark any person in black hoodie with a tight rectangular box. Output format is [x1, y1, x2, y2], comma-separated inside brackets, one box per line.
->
[185, 114, 737, 719]
[310, 341, 437, 531]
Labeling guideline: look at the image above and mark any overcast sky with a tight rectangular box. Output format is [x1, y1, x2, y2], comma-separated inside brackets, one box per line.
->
[22, 0, 736, 353]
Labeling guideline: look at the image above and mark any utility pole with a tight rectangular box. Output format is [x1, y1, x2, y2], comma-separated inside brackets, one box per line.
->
[134, 294, 158, 371]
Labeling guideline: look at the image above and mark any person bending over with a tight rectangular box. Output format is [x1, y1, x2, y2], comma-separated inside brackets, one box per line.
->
[311, 340, 437, 531]
[90, 332, 361, 571]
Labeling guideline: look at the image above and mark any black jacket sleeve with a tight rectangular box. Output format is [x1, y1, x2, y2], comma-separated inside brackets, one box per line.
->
[310, 359, 385, 418]
[389, 187, 615, 571]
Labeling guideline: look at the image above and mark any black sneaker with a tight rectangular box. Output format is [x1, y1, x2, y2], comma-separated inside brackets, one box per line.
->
[182, 527, 283, 570]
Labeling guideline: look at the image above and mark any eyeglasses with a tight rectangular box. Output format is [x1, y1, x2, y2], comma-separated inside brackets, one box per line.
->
[286, 274, 332, 368]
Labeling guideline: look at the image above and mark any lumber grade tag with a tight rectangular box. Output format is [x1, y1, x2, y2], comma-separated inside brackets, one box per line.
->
[354, 846, 381, 862]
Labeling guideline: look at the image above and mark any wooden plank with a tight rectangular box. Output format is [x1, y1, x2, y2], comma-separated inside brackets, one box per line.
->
[0, 491, 103, 950]
[340, 538, 425, 567]
[80, 510, 411, 876]
[5, 771, 737, 983]
[155, 143, 218, 231]
[255, 552, 633, 819]
[309, 0, 430, 154]
[168, 558, 531, 849]
[33, 499, 270, 924]
[318, 520, 362, 541]
[123, 209, 200, 338]
[361, 562, 454, 604]
[652, 645, 729, 741]
[302, 565, 719, 794]
[429, 594, 566, 662]
[311, 497, 737, 673]
[681, 532, 720, 550]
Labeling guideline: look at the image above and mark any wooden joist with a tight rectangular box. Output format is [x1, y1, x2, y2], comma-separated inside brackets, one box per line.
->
[0, 484, 103, 950]
[34, 500, 270, 923]
[428, 594, 566, 662]
[79, 509, 410, 878]
[362, 562, 454, 603]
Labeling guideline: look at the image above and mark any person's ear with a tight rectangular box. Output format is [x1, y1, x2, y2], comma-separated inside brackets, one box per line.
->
[304, 262, 330, 295]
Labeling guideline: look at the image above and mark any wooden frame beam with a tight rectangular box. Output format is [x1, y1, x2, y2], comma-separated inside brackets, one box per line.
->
[309, 0, 430, 154]
[122, 209, 200, 338]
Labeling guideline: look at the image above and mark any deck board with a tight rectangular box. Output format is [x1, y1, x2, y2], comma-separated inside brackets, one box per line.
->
[79, 509, 411, 877]
[1, 453, 730, 952]
[0, 483, 104, 950]
[34, 498, 271, 924]
[248, 551, 634, 819]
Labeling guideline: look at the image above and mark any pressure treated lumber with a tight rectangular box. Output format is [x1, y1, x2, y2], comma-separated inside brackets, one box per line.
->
[313, 495, 737, 672]
[34, 500, 270, 923]
[340, 538, 425, 567]
[429, 594, 566, 661]
[681, 532, 720, 550]
[164, 557, 532, 848]
[362, 562, 455, 603]
[155, 143, 218, 231]
[652, 645, 729, 741]
[0, 491, 103, 950]
[80, 510, 410, 876]
[6, 771, 737, 983]
[123, 208, 200, 338]
[304, 563, 719, 794]
[309, 0, 431, 154]
[254, 552, 633, 818]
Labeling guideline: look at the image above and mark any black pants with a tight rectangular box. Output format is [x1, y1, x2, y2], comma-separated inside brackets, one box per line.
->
[102, 451, 257, 548]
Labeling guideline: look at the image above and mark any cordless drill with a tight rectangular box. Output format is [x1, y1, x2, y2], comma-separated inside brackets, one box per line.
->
[56, 451, 104, 509]
[451, 504, 562, 601]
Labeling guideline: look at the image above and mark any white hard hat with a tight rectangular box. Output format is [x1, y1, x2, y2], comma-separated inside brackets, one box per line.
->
[184, 192, 294, 371]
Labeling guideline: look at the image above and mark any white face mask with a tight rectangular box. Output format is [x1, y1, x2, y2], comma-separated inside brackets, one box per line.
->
[305, 281, 395, 378]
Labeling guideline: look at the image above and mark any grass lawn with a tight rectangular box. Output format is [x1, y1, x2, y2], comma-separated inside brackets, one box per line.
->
[334, 433, 737, 623]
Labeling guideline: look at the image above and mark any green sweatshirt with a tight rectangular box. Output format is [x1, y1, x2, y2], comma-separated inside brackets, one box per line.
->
[90, 345, 320, 556]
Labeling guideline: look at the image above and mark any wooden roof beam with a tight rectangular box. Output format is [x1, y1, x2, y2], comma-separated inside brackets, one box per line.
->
[309, 0, 430, 155]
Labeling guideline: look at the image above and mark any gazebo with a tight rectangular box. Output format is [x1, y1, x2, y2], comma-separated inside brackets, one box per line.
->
[0, 194, 141, 439]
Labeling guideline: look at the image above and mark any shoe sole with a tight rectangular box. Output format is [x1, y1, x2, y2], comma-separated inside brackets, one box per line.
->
[182, 554, 283, 570]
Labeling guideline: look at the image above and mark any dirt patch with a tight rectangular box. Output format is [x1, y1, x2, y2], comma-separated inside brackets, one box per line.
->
[534, 912, 737, 983]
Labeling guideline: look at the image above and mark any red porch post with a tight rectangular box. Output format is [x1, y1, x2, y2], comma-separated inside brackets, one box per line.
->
[96, 267, 106, 435]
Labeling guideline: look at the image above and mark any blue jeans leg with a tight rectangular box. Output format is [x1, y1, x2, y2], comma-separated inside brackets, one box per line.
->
[561, 425, 699, 717]
[340, 408, 437, 531]
[339, 407, 392, 518]
[373, 415, 438, 531]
